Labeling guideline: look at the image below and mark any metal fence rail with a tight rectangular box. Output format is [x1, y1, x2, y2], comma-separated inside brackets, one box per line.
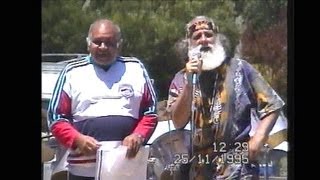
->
[42, 53, 88, 62]
[42, 53, 87, 57]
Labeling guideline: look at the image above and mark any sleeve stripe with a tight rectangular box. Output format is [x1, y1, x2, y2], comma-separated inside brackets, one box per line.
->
[138, 61, 157, 116]
[48, 58, 89, 123]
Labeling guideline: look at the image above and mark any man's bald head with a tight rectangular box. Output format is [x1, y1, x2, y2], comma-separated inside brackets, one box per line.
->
[86, 19, 122, 66]
[87, 19, 122, 42]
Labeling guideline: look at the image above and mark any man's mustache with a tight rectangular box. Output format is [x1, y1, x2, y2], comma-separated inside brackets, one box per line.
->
[200, 44, 214, 53]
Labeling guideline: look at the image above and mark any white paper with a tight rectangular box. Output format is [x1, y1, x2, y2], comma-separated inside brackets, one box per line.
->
[95, 143, 150, 180]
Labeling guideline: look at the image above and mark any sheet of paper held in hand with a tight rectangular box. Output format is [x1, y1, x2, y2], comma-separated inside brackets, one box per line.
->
[95, 141, 150, 180]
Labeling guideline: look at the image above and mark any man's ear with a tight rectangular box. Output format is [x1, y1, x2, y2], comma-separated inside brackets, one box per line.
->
[86, 37, 91, 46]
[117, 38, 123, 49]
[86, 37, 91, 51]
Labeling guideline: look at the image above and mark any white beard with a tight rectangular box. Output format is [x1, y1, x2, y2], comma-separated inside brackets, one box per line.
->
[201, 43, 226, 71]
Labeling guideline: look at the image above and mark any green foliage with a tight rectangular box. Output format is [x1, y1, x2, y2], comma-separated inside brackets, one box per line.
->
[42, 0, 95, 53]
[42, 0, 287, 102]
[234, 0, 287, 32]
[239, 0, 288, 108]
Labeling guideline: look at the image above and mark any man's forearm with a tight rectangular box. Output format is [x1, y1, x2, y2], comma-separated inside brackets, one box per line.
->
[51, 121, 81, 149]
[171, 84, 193, 128]
[133, 115, 158, 142]
[256, 110, 281, 136]
[253, 110, 281, 142]
[248, 110, 281, 160]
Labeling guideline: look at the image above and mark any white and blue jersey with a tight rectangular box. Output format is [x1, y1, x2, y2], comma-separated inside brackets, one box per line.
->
[47, 55, 157, 177]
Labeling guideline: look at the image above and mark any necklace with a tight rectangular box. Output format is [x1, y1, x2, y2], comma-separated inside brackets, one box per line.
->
[209, 73, 222, 125]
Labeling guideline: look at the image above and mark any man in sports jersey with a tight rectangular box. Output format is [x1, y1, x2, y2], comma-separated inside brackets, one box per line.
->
[167, 16, 286, 179]
[47, 18, 158, 180]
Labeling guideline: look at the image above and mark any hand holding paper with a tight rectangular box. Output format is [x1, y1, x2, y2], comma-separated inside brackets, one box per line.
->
[122, 133, 144, 159]
[95, 142, 150, 180]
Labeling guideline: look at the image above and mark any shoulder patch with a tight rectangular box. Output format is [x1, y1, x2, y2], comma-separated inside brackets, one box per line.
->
[119, 84, 134, 98]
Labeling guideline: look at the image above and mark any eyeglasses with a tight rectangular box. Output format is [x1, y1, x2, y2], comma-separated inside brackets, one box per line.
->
[89, 39, 118, 48]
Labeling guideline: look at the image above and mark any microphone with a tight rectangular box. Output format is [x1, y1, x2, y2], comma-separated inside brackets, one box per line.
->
[188, 45, 203, 156]
[188, 45, 203, 85]
[192, 73, 197, 85]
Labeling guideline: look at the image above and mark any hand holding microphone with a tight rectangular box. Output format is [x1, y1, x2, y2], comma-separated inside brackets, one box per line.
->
[185, 45, 203, 85]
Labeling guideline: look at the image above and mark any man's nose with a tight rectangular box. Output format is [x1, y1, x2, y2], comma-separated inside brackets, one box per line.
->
[198, 34, 209, 45]
[99, 42, 108, 49]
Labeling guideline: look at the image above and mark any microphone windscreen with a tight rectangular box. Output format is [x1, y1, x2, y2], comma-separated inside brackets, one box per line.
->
[188, 45, 202, 60]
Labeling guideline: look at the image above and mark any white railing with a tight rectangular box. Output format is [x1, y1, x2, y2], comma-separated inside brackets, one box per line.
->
[42, 53, 87, 57]
[42, 53, 88, 63]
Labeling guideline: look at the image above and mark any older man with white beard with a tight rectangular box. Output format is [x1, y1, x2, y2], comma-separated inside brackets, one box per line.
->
[166, 16, 285, 180]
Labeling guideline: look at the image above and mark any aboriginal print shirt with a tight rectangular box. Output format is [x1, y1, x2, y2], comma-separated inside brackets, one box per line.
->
[167, 58, 285, 150]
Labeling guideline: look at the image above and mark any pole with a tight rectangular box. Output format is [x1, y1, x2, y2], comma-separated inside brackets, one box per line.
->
[190, 73, 197, 159]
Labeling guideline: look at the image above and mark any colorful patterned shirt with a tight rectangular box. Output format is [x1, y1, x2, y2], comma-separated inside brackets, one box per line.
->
[167, 58, 285, 179]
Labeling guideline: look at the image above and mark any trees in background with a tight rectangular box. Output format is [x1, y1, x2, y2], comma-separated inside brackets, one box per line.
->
[42, 0, 288, 105]
[239, 0, 288, 105]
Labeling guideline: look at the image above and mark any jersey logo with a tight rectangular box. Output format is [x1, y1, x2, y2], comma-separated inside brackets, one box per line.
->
[119, 84, 134, 98]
